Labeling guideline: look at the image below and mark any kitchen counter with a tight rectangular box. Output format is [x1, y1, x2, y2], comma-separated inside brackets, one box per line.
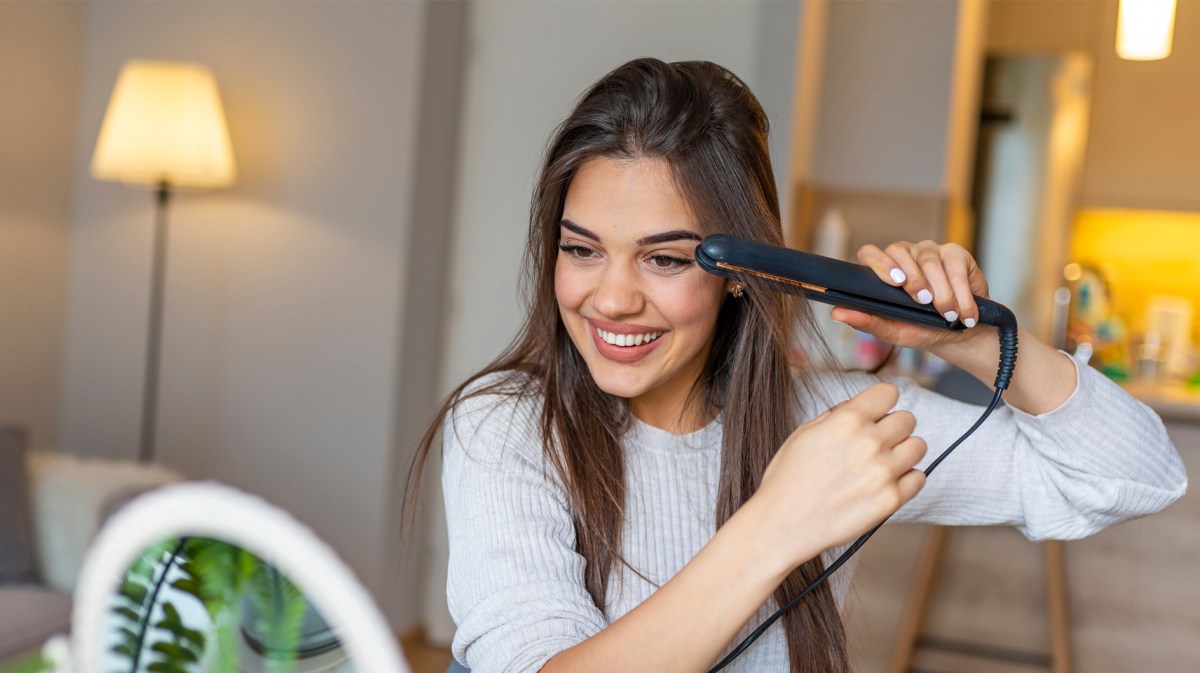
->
[1121, 380, 1200, 424]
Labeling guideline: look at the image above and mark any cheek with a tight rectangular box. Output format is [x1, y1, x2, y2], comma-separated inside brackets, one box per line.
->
[554, 258, 586, 313]
[656, 276, 726, 334]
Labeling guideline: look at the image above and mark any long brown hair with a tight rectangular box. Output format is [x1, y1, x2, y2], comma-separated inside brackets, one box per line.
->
[407, 58, 849, 673]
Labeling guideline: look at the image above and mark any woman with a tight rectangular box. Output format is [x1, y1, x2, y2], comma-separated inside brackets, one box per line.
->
[411, 58, 1186, 673]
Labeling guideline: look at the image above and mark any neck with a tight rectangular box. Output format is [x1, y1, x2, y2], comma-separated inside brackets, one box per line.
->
[629, 385, 715, 434]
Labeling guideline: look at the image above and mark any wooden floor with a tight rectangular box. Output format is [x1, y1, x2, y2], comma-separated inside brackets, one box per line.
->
[399, 629, 454, 673]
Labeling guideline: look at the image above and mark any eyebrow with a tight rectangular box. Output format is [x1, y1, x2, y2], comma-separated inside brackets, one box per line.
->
[560, 219, 702, 246]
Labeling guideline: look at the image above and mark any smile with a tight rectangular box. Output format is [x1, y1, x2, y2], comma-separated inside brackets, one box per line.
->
[586, 320, 667, 365]
[595, 327, 663, 347]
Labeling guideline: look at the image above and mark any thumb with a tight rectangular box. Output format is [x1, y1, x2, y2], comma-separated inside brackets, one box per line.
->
[830, 306, 936, 349]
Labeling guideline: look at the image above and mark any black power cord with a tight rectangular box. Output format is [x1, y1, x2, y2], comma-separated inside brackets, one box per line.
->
[708, 306, 1018, 672]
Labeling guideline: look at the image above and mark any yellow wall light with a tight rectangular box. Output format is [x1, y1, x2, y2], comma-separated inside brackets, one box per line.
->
[1116, 0, 1178, 61]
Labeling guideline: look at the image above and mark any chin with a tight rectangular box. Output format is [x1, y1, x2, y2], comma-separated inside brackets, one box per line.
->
[586, 365, 651, 400]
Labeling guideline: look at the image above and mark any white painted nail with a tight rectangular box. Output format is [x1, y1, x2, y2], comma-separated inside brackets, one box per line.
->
[889, 268, 907, 284]
[963, 317, 977, 328]
[944, 311, 959, 322]
[917, 289, 933, 304]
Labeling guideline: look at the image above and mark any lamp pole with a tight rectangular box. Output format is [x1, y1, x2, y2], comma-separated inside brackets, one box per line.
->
[138, 180, 171, 463]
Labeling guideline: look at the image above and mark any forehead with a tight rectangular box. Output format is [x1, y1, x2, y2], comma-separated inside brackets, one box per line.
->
[562, 157, 698, 239]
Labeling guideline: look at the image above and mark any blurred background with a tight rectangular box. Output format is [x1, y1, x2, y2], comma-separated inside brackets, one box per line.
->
[1, 1, 1197, 672]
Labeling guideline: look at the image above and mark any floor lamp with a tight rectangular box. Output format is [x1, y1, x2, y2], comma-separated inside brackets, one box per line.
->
[91, 60, 237, 463]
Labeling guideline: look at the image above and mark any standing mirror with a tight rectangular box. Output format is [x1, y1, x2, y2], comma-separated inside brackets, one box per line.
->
[4, 483, 410, 673]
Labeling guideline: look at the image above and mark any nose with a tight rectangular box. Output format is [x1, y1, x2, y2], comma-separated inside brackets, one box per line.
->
[591, 260, 645, 319]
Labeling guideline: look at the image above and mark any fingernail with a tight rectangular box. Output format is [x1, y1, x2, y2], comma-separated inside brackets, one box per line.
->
[917, 289, 933, 304]
[944, 310, 959, 322]
[889, 268, 907, 284]
[963, 317, 977, 328]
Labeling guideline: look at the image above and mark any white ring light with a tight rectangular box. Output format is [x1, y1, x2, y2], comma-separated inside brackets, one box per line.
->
[72, 481, 409, 673]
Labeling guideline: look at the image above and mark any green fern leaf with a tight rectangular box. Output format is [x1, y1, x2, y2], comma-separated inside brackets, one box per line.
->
[247, 563, 309, 673]
[112, 643, 135, 657]
[170, 577, 203, 599]
[153, 605, 206, 651]
[150, 640, 200, 664]
[120, 580, 149, 606]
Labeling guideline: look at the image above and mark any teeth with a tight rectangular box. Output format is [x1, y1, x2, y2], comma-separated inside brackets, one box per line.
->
[596, 327, 662, 347]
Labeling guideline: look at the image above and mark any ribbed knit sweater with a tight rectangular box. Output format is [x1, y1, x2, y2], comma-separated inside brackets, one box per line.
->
[442, 357, 1187, 673]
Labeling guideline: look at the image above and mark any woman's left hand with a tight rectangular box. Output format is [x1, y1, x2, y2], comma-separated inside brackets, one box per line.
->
[830, 240, 990, 353]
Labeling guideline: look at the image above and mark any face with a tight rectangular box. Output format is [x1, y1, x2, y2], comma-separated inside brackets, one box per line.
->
[555, 156, 730, 429]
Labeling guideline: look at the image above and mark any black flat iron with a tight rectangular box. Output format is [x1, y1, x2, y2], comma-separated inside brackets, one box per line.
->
[696, 234, 1015, 333]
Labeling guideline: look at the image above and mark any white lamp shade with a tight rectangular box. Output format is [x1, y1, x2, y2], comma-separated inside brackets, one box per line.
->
[91, 60, 237, 189]
[1116, 0, 1178, 61]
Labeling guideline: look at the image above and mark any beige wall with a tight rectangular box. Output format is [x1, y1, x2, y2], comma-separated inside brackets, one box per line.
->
[0, 2, 84, 454]
[811, 0, 963, 195]
[55, 1, 429, 628]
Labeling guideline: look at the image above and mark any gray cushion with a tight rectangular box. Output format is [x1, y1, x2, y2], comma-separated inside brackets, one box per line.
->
[0, 586, 71, 661]
[0, 426, 36, 584]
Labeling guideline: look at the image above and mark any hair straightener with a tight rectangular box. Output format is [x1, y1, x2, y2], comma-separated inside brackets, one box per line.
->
[694, 234, 1019, 673]
[696, 234, 1020, 336]
[696, 233, 1018, 389]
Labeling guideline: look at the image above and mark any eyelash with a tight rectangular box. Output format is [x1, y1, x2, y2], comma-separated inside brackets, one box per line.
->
[556, 243, 695, 272]
[557, 243, 596, 259]
[648, 254, 695, 270]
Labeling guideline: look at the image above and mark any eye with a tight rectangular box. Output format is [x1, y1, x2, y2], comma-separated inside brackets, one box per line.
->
[647, 254, 695, 271]
[558, 243, 599, 260]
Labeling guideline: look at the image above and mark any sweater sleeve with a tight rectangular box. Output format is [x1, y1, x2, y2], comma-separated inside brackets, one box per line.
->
[832, 356, 1187, 539]
[442, 387, 606, 673]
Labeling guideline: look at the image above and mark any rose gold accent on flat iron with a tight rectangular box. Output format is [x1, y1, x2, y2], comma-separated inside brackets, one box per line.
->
[715, 261, 828, 294]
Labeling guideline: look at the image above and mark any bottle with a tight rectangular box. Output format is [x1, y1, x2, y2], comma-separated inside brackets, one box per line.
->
[812, 208, 856, 368]
[813, 208, 850, 261]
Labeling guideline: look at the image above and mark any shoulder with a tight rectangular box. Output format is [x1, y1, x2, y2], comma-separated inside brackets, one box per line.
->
[444, 370, 547, 468]
[793, 368, 874, 416]
[793, 367, 927, 421]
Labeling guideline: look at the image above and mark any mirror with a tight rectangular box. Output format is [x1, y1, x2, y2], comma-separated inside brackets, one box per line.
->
[2, 483, 409, 673]
[98, 538, 344, 673]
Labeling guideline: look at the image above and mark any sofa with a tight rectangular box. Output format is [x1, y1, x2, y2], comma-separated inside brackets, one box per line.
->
[0, 425, 181, 665]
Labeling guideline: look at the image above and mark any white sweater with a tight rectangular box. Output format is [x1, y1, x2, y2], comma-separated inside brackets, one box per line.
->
[442, 359, 1187, 673]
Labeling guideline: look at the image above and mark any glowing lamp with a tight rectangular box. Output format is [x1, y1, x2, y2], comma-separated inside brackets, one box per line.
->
[1116, 0, 1178, 61]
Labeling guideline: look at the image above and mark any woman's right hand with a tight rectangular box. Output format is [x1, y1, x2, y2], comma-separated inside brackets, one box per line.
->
[752, 382, 927, 567]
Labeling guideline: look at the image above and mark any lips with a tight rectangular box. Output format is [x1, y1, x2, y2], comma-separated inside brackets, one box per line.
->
[587, 319, 666, 364]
